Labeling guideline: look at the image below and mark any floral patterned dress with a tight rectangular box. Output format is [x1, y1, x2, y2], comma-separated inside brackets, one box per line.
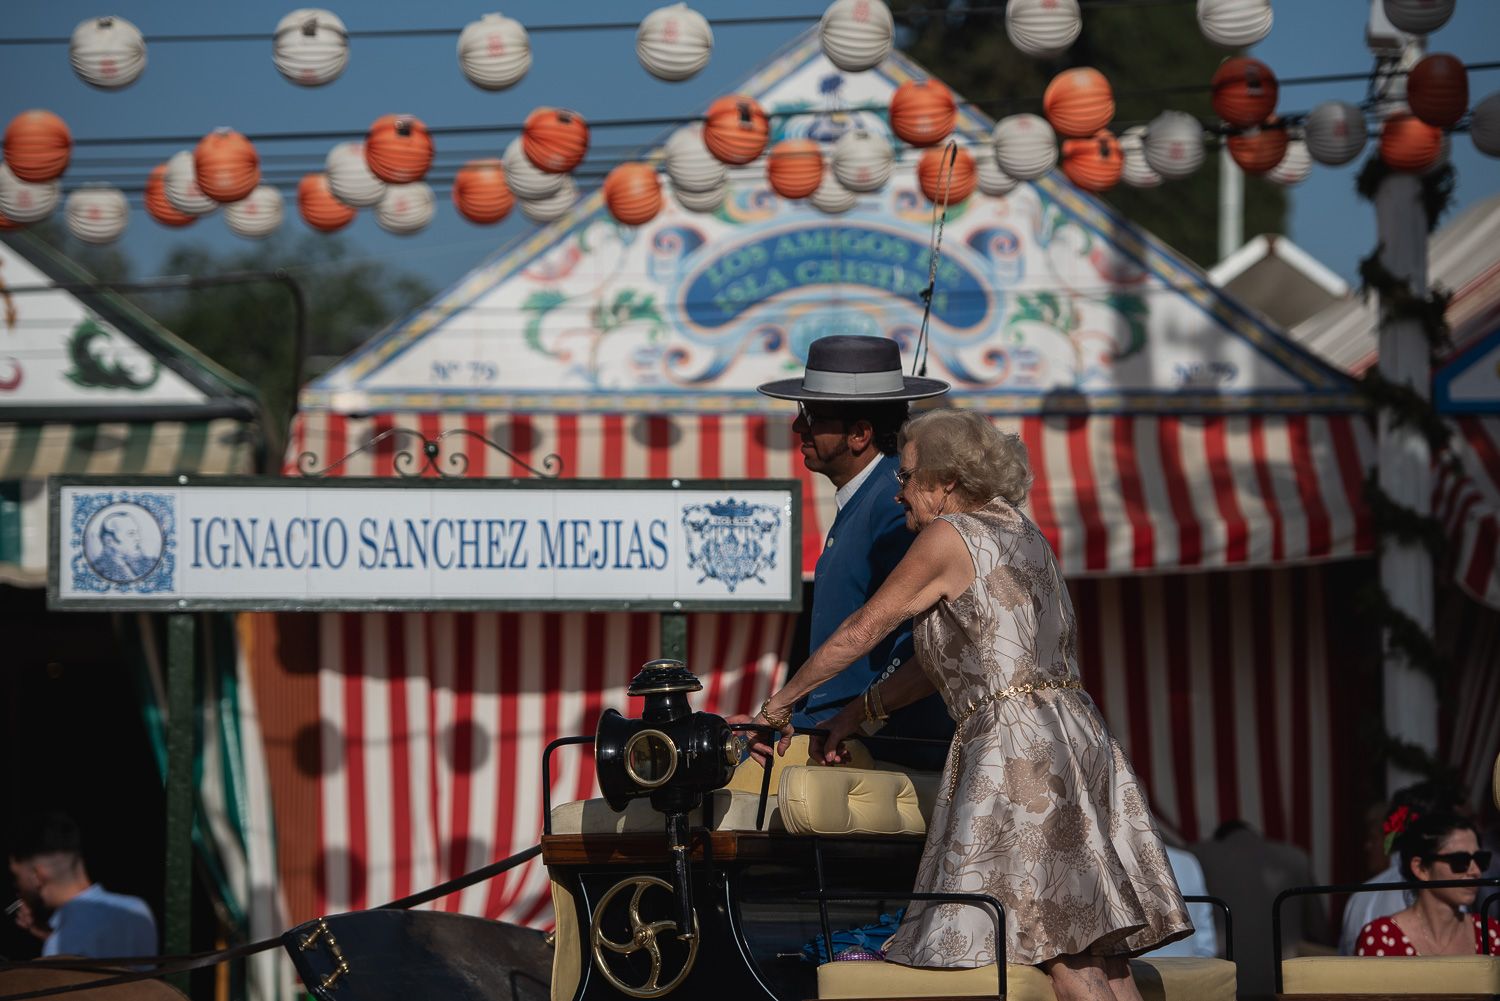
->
[881, 499, 1192, 969]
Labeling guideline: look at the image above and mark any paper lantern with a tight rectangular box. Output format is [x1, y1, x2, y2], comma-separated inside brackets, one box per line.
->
[4, 111, 71, 184]
[703, 96, 769, 166]
[194, 129, 260, 204]
[298, 172, 356, 232]
[1227, 119, 1289, 174]
[918, 146, 977, 204]
[520, 177, 578, 224]
[1472, 92, 1500, 157]
[0, 166, 58, 224]
[1211, 57, 1278, 128]
[273, 9, 348, 86]
[674, 182, 726, 213]
[1303, 101, 1368, 165]
[832, 129, 894, 191]
[452, 159, 514, 224]
[1005, 0, 1082, 59]
[323, 142, 385, 208]
[1382, 0, 1454, 35]
[1196, 0, 1273, 48]
[162, 151, 215, 216]
[522, 108, 589, 174]
[889, 79, 957, 148]
[1060, 131, 1122, 192]
[1142, 111, 1205, 179]
[1119, 126, 1161, 188]
[604, 163, 663, 226]
[766, 140, 824, 200]
[70, 16, 146, 89]
[819, 0, 894, 73]
[365, 115, 434, 184]
[975, 146, 1018, 196]
[1267, 139, 1312, 186]
[502, 137, 565, 201]
[1380, 112, 1443, 172]
[991, 114, 1057, 181]
[666, 124, 727, 192]
[0, 206, 25, 230]
[224, 185, 284, 239]
[1043, 68, 1114, 138]
[375, 182, 435, 235]
[809, 173, 858, 214]
[637, 4, 713, 82]
[145, 164, 195, 227]
[65, 185, 128, 244]
[1406, 53, 1468, 129]
[457, 13, 531, 91]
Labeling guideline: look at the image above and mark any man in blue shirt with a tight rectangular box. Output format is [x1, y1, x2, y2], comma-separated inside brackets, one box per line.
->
[8, 813, 157, 959]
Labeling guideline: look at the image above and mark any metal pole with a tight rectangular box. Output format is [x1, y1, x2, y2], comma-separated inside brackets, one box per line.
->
[165, 612, 196, 993]
[660, 611, 687, 664]
[1217, 144, 1243, 263]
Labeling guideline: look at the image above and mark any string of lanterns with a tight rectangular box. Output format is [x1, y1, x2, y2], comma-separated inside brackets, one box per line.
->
[3, 0, 1495, 241]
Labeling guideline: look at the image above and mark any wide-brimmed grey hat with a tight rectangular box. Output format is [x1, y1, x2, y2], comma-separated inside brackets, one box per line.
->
[757, 335, 949, 403]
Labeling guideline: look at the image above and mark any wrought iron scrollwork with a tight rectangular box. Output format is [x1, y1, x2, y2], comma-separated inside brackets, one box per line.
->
[296, 426, 562, 479]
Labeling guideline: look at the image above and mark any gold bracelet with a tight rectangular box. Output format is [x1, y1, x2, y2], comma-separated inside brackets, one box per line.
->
[759, 698, 792, 729]
[862, 687, 876, 724]
[870, 682, 889, 721]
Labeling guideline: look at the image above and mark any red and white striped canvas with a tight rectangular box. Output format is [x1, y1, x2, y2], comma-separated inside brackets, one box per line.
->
[1437, 593, 1500, 814]
[1435, 416, 1500, 611]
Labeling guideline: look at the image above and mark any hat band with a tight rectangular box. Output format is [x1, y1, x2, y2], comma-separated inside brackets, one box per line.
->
[801, 367, 905, 395]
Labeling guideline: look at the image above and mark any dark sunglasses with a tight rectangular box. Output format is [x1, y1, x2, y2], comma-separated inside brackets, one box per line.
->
[796, 402, 850, 427]
[1424, 850, 1492, 872]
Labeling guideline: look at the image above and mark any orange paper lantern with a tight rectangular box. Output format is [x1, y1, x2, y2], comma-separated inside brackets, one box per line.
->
[1043, 67, 1114, 138]
[1060, 130, 1123, 191]
[194, 129, 260, 203]
[0, 206, 24, 230]
[298, 172, 357, 232]
[4, 110, 72, 183]
[452, 159, 515, 224]
[889, 79, 957, 148]
[1227, 119, 1290, 174]
[703, 95, 769, 166]
[522, 108, 589, 174]
[1407, 53, 1468, 129]
[365, 114, 434, 184]
[144, 164, 195, 227]
[766, 140, 824, 199]
[603, 162, 663, 226]
[1380, 113, 1443, 172]
[1211, 57, 1279, 128]
[917, 146, 977, 203]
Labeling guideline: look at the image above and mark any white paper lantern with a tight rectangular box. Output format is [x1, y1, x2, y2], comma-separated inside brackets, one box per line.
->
[457, 13, 532, 91]
[1472, 92, 1500, 158]
[375, 182, 435, 234]
[991, 114, 1057, 181]
[502, 138, 565, 202]
[1267, 138, 1312, 186]
[1119, 126, 1162, 188]
[1302, 101, 1367, 166]
[831, 129, 893, 191]
[673, 182, 726, 213]
[666, 125, 728, 192]
[807, 173, 858, 214]
[1005, 0, 1082, 59]
[0, 164, 60, 223]
[975, 146, 1019, 196]
[70, 16, 147, 89]
[163, 150, 218, 216]
[324, 142, 386, 207]
[224, 186, 284, 239]
[65, 185, 129, 244]
[273, 8, 349, 87]
[636, 4, 713, 82]
[1196, 0, 1273, 48]
[1382, 0, 1454, 35]
[1142, 110, 1205, 180]
[819, 0, 894, 73]
[519, 177, 578, 224]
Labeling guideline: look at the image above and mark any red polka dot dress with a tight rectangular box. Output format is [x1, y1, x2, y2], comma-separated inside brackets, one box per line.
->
[1355, 915, 1500, 956]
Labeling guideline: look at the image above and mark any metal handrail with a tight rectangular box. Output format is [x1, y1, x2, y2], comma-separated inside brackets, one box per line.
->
[1181, 894, 1234, 962]
[540, 734, 596, 836]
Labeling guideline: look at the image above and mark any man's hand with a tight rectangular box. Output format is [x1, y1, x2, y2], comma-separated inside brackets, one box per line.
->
[14, 900, 49, 942]
[810, 703, 862, 765]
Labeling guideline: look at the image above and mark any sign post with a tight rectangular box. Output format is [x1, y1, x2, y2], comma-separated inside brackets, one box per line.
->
[164, 613, 194, 994]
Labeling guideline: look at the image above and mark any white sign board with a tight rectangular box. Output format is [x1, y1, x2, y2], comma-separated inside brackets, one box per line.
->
[48, 477, 800, 611]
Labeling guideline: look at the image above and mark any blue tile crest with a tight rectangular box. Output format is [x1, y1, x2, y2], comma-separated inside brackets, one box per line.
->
[681, 499, 781, 592]
[69, 491, 176, 594]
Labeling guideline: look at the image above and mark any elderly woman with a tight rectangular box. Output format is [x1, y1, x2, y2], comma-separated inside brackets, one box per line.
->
[754, 409, 1191, 1001]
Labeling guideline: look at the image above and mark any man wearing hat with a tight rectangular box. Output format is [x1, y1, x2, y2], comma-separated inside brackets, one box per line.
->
[754, 335, 953, 769]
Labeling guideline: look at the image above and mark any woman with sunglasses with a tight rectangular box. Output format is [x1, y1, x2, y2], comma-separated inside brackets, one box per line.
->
[1355, 810, 1499, 956]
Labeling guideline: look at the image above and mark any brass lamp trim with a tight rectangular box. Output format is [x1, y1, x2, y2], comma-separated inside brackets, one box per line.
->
[623, 728, 679, 789]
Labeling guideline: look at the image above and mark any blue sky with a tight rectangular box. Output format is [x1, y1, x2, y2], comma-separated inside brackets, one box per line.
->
[3, 0, 1497, 299]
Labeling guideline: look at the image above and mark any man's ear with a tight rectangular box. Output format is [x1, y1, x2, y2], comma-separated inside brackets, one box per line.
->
[846, 419, 875, 453]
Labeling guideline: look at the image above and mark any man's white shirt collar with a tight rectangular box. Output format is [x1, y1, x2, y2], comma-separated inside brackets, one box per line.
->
[835, 456, 883, 510]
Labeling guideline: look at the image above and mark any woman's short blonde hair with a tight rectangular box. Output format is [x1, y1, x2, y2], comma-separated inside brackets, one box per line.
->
[898, 408, 1032, 507]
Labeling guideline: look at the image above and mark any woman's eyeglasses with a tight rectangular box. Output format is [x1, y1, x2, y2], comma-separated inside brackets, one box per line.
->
[1425, 850, 1492, 872]
[895, 467, 917, 487]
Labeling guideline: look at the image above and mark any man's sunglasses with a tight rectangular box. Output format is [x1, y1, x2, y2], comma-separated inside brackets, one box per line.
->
[1424, 850, 1492, 872]
[796, 402, 850, 427]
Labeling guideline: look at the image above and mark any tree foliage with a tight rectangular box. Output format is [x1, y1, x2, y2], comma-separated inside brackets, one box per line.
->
[892, 1, 1286, 266]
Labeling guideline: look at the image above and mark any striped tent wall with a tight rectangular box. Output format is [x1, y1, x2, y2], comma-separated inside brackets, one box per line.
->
[1437, 592, 1500, 813]
[1435, 416, 1500, 610]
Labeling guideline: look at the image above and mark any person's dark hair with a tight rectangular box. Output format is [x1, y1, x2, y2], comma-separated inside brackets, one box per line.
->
[1396, 809, 1477, 881]
[9, 812, 82, 862]
[1388, 779, 1460, 820]
[1212, 819, 1253, 841]
[852, 401, 909, 456]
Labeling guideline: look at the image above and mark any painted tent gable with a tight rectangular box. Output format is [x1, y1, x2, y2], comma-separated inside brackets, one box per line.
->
[1436, 325, 1500, 413]
[308, 31, 1357, 416]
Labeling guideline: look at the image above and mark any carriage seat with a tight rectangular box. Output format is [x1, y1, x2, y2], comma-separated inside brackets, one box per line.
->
[1279, 955, 1500, 995]
[817, 957, 1237, 1000]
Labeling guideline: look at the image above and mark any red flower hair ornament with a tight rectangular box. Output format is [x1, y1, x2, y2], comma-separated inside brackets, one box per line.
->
[1382, 805, 1419, 855]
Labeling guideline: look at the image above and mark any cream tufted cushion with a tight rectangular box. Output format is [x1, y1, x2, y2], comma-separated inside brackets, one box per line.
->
[1281, 955, 1500, 994]
[778, 766, 926, 837]
[547, 788, 781, 835]
[816, 956, 1237, 999]
[724, 734, 876, 795]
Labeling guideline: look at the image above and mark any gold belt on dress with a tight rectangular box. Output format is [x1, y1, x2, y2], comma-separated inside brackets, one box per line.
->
[947, 678, 1085, 796]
